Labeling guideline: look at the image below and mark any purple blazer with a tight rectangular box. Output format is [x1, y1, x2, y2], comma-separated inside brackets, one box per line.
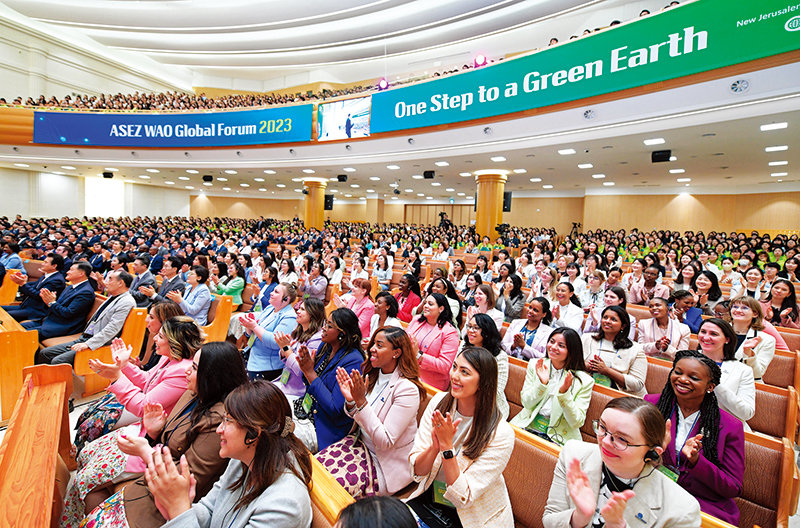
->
[644, 394, 745, 525]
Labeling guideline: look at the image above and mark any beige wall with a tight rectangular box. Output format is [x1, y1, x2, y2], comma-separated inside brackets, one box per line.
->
[188, 192, 800, 234]
[190, 195, 301, 219]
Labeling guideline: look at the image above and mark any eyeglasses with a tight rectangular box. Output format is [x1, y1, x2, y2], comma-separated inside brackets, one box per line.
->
[465, 324, 481, 331]
[592, 420, 648, 450]
[220, 413, 237, 426]
[324, 321, 341, 332]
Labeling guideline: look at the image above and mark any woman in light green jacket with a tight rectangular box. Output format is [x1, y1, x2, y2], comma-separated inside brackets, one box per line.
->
[211, 261, 246, 306]
[510, 327, 594, 445]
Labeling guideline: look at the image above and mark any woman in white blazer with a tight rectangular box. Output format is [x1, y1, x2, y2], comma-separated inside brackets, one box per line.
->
[730, 296, 776, 381]
[581, 306, 647, 397]
[407, 347, 515, 528]
[510, 328, 594, 445]
[543, 397, 701, 528]
[697, 318, 756, 426]
[320, 326, 424, 496]
[551, 282, 584, 332]
[637, 297, 691, 359]
[502, 296, 554, 360]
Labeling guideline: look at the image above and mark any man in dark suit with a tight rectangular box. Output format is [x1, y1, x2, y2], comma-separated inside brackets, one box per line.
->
[88, 242, 106, 272]
[139, 256, 185, 305]
[22, 261, 95, 341]
[1, 253, 66, 322]
[129, 255, 157, 308]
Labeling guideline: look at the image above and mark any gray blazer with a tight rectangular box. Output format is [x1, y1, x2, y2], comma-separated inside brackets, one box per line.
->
[152, 275, 186, 305]
[163, 459, 311, 528]
[131, 270, 157, 307]
[543, 440, 701, 528]
[85, 291, 136, 349]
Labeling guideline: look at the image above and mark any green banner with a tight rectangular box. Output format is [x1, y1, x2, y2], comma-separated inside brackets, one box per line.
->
[371, 0, 800, 133]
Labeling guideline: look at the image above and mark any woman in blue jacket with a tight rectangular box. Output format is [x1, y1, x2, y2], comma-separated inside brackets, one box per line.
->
[670, 289, 704, 333]
[296, 307, 365, 452]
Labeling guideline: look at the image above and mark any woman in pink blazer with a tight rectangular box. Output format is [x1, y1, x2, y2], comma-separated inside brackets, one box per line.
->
[316, 326, 424, 497]
[637, 297, 691, 359]
[407, 293, 461, 391]
[62, 316, 201, 526]
[336, 277, 376, 340]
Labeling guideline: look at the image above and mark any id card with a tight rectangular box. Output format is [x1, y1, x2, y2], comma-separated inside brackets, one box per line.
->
[529, 413, 549, 434]
[593, 373, 612, 387]
[656, 465, 679, 482]
[247, 332, 257, 348]
[279, 368, 291, 385]
[302, 393, 313, 413]
[432, 480, 455, 508]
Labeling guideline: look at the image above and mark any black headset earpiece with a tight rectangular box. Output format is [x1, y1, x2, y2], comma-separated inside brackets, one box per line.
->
[283, 296, 288, 302]
[644, 448, 660, 463]
[244, 429, 258, 445]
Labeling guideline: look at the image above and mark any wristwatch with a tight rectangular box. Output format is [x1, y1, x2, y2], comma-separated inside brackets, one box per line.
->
[441, 449, 454, 460]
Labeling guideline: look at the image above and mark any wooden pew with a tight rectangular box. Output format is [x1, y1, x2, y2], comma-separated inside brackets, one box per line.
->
[309, 457, 355, 528]
[0, 364, 76, 527]
[0, 270, 21, 305]
[0, 306, 40, 420]
[202, 294, 234, 343]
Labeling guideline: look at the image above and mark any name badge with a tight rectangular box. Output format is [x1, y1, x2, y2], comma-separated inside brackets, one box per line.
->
[593, 373, 612, 387]
[279, 368, 291, 385]
[656, 464, 679, 482]
[432, 480, 455, 508]
[302, 393, 313, 413]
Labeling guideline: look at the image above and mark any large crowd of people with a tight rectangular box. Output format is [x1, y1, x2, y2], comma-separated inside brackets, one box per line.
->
[0, 210, 795, 527]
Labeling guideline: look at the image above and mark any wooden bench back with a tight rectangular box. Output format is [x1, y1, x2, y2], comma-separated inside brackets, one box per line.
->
[0, 307, 41, 420]
[202, 295, 233, 343]
[0, 272, 21, 305]
[238, 283, 259, 313]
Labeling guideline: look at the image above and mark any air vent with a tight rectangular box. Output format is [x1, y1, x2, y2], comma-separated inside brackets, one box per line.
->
[730, 79, 750, 94]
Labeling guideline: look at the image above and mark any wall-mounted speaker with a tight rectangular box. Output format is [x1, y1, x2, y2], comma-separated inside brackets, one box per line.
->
[202, 175, 213, 182]
[102, 172, 113, 179]
[651, 149, 672, 163]
[503, 191, 512, 212]
[423, 170, 435, 179]
[337, 174, 347, 182]
[324, 194, 334, 210]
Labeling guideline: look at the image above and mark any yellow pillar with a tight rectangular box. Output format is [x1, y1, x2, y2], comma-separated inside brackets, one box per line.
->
[303, 179, 327, 230]
[366, 195, 385, 224]
[473, 170, 509, 240]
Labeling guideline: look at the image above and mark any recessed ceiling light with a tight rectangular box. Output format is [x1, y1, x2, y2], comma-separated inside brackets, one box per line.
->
[765, 146, 788, 152]
[240, 183, 250, 187]
[459, 172, 471, 177]
[254, 178, 264, 182]
[435, 161, 449, 167]
[490, 156, 506, 162]
[391, 196, 398, 200]
[389, 183, 399, 188]
[223, 186, 231, 190]
[276, 184, 286, 188]
[669, 169, 685, 174]
[513, 169, 527, 174]
[359, 197, 366, 200]
[426, 196, 434, 200]
[677, 178, 691, 182]
[186, 169, 199, 174]
[104, 167, 118, 171]
[328, 177, 338, 181]
[291, 178, 302, 182]
[146, 168, 160, 173]
[769, 161, 788, 166]
[13, 163, 29, 167]
[412, 174, 424, 179]
[330, 189, 338, 193]
[350, 184, 360, 188]
[467, 196, 475, 200]
[263, 169, 276, 174]
[577, 163, 593, 169]
[400, 188, 410, 193]
[417, 193, 425, 197]
[185, 185, 194, 189]
[457, 192, 466, 196]
[259, 188, 267, 191]
[217, 177, 228, 182]
[387, 165, 400, 170]
[224, 170, 237, 175]
[345, 193, 353, 197]
[643, 138, 665, 146]
[52, 171, 65, 175]
[761, 122, 788, 131]
[366, 189, 375, 193]
[178, 176, 190, 180]
[670, 156, 677, 161]
[530, 177, 542, 183]
[369, 177, 381, 181]
[542, 184, 554, 189]
[591, 174, 606, 179]
[302, 169, 315, 174]
[603, 181, 615, 186]
[558, 149, 576, 155]
[164, 181, 175, 185]
[295, 188, 303, 192]
[203, 182, 212, 186]
[343, 167, 356, 172]
[61, 165, 76, 170]
[139, 175, 150, 179]
[771, 172, 788, 177]
[445, 188, 455, 192]
[431, 182, 441, 186]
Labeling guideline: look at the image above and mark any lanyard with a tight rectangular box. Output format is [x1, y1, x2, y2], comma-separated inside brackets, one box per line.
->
[369, 376, 393, 408]
[416, 324, 439, 352]
[519, 325, 538, 346]
[674, 406, 701, 459]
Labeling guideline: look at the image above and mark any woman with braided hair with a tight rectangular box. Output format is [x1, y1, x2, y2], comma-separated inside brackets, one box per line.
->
[644, 350, 745, 525]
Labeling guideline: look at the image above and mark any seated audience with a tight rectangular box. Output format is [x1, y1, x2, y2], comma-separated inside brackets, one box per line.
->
[503, 296, 554, 360]
[316, 326, 424, 497]
[36, 269, 135, 365]
[581, 306, 647, 396]
[578, 269, 606, 311]
[1, 252, 65, 321]
[407, 346, 515, 527]
[543, 397, 701, 527]
[459, 272, 482, 307]
[294, 307, 365, 452]
[298, 261, 328, 301]
[273, 297, 326, 401]
[646, 350, 745, 525]
[496, 273, 525, 323]
[691, 271, 723, 315]
[407, 293, 461, 391]
[169, 265, 212, 326]
[227, 265, 279, 340]
[334, 277, 375, 339]
[729, 296, 776, 381]
[669, 289, 703, 334]
[80, 341, 248, 527]
[143, 381, 313, 527]
[210, 261, 245, 307]
[129, 256, 157, 308]
[628, 265, 671, 305]
[759, 278, 800, 329]
[551, 282, 584, 331]
[510, 327, 594, 445]
[696, 318, 756, 425]
[395, 273, 423, 323]
[142, 256, 186, 305]
[240, 282, 298, 381]
[464, 283, 504, 332]
[463, 313, 509, 419]
[637, 297, 691, 359]
[367, 291, 402, 344]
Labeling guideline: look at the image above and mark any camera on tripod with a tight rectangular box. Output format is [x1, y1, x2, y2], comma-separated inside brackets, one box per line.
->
[496, 223, 510, 235]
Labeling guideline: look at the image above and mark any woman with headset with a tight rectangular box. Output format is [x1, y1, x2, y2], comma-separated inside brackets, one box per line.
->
[645, 350, 745, 525]
[543, 397, 701, 528]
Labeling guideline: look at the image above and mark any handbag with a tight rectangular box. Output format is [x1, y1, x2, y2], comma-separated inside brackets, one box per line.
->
[315, 434, 379, 498]
[74, 393, 125, 454]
